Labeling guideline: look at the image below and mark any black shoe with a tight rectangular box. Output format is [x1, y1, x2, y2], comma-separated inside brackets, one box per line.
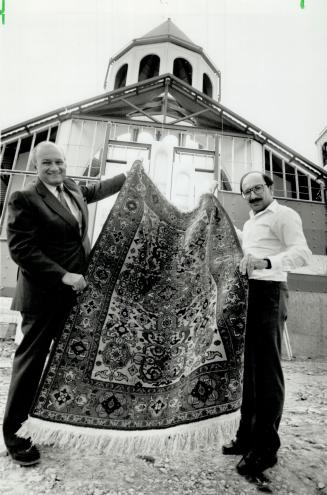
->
[7, 445, 40, 467]
[236, 450, 277, 476]
[222, 439, 249, 455]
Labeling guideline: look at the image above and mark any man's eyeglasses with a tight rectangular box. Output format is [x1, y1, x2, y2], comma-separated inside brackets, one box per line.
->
[242, 184, 267, 199]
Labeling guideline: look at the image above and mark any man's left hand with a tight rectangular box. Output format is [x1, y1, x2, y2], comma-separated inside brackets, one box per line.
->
[239, 254, 268, 276]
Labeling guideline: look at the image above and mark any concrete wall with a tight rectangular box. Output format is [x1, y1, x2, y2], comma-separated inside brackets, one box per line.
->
[287, 290, 327, 359]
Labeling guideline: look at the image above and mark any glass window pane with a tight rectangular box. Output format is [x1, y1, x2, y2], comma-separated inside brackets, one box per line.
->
[284, 163, 297, 199]
[138, 128, 156, 144]
[221, 137, 251, 192]
[311, 179, 323, 202]
[297, 171, 309, 200]
[115, 124, 131, 141]
[34, 130, 48, 146]
[264, 149, 271, 176]
[62, 120, 107, 177]
[207, 134, 215, 151]
[194, 170, 214, 202]
[194, 134, 207, 150]
[49, 126, 58, 142]
[194, 154, 214, 171]
[183, 133, 195, 148]
[1, 142, 18, 171]
[221, 170, 232, 191]
[272, 154, 284, 197]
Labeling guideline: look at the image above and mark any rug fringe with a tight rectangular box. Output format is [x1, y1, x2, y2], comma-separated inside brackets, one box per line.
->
[17, 412, 239, 455]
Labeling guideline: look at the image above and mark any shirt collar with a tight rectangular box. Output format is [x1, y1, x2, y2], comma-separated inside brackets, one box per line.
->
[249, 199, 278, 218]
[41, 180, 63, 195]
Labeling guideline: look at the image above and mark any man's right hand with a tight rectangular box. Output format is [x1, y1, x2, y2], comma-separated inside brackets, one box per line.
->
[62, 273, 87, 292]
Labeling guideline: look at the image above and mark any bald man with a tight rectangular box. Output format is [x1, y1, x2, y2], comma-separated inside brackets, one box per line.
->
[222, 171, 311, 477]
[3, 141, 126, 465]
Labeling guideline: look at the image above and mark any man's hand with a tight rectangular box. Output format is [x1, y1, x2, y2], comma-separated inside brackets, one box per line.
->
[239, 254, 268, 277]
[62, 273, 87, 292]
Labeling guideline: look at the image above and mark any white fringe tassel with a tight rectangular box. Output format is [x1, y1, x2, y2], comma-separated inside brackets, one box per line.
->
[17, 412, 240, 455]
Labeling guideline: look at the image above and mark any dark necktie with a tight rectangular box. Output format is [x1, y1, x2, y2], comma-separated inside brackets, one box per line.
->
[56, 185, 71, 212]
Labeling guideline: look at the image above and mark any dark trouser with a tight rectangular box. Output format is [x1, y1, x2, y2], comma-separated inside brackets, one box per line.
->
[236, 280, 288, 455]
[3, 299, 73, 450]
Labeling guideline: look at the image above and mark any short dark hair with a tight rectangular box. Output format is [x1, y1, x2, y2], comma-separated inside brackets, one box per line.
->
[240, 172, 273, 193]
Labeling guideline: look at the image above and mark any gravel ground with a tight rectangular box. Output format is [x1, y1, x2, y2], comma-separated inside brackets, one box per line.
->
[0, 340, 326, 495]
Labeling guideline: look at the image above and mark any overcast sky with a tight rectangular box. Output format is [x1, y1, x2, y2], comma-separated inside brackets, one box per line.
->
[1, 0, 326, 163]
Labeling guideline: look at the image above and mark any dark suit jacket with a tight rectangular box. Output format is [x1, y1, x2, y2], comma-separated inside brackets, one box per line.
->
[7, 174, 126, 312]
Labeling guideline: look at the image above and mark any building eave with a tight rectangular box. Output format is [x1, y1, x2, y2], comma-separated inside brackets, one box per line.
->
[2, 74, 326, 181]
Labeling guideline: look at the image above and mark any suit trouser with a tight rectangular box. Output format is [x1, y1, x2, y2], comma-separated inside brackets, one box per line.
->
[3, 297, 74, 449]
[236, 280, 288, 455]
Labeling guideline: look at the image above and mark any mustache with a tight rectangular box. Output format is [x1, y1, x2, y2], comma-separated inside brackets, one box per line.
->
[249, 199, 261, 204]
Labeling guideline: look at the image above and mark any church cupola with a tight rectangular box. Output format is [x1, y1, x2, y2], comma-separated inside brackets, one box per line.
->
[104, 18, 221, 101]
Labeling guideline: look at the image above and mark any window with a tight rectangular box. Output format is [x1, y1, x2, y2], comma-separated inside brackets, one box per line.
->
[264, 149, 271, 177]
[272, 154, 284, 197]
[172, 151, 214, 210]
[220, 170, 232, 191]
[298, 170, 310, 200]
[284, 163, 297, 199]
[132, 128, 139, 142]
[114, 64, 128, 90]
[221, 136, 252, 192]
[138, 55, 160, 82]
[173, 58, 192, 85]
[310, 178, 323, 202]
[264, 147, 324, 202]
[202, 73, 213, 98]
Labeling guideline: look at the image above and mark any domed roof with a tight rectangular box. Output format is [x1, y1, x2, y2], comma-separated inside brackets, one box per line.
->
[138, 18, 198, 47]
[109, 18, 206, 63]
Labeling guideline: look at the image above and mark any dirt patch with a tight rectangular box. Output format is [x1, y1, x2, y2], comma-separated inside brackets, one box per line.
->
[0, 340, 326, 495]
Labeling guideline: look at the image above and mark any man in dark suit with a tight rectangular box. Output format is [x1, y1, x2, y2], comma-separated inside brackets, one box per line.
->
[3, 141, 126, 466]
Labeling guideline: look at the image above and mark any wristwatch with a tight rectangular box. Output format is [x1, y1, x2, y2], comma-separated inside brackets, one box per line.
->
[263, 258, 272, 269]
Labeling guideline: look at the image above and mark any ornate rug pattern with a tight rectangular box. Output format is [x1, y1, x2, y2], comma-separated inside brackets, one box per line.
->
[19, 161, 248, 452]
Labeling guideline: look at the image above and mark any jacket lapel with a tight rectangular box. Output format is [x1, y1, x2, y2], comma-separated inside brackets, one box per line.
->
[35, 179, 80, 232]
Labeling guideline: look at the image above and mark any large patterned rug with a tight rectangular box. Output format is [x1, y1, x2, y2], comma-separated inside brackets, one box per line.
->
[19, 161, 248, 453]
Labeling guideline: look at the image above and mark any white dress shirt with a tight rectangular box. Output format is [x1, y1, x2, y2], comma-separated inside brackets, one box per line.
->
[236, 200, 312, 282]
